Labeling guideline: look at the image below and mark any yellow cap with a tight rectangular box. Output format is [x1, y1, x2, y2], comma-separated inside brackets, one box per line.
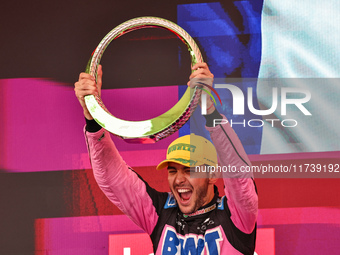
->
[156, 134, 218, 170]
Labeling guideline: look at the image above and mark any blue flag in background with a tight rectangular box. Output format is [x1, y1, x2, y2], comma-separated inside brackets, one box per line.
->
[178, 1, 340, 155]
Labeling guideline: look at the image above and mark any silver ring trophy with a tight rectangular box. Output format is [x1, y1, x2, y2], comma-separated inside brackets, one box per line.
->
[85, 17, 203, 143]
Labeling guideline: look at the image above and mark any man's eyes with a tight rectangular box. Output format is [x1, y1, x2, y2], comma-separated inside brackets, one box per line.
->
[168, 170, 177, 174]
[168, 170, 192, 174]
[167, 168, 195, 174]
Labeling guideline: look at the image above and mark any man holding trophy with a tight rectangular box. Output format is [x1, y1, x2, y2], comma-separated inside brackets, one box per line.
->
[75, 62, 258, 254]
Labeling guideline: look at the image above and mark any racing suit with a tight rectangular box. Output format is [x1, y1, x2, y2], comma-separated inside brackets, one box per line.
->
[84, 111, 258, 254]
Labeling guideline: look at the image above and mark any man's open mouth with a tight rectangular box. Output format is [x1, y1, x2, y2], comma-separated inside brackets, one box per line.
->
[177, 188, 193, 203]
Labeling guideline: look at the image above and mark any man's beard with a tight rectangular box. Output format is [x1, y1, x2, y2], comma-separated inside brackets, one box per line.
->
[191, 179, 210, 213]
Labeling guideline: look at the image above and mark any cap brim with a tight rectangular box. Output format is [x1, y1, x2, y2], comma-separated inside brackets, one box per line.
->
[156, 158, 212, 170]
[156, 159, 192, 170]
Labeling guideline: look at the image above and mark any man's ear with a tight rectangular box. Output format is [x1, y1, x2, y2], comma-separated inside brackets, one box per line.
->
[208, 171, 221, 184]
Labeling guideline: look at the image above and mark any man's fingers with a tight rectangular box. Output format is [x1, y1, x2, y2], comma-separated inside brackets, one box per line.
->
[191, 62, 208, 70]
[190, 64, 213, 80]
[75, 79, 98, 98]
[77, 80, 95, 91]
[188, 62, 214, 90]
[79, 72, 95, 81]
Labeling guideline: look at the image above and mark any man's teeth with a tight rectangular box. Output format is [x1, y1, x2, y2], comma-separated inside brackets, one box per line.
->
[178, 189, 191, 193]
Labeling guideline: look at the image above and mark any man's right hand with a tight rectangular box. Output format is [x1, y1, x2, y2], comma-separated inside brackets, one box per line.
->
[74, 65, 103, 120]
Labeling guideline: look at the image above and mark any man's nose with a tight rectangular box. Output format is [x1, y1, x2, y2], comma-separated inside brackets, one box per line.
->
[175, 171, 186, 184]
